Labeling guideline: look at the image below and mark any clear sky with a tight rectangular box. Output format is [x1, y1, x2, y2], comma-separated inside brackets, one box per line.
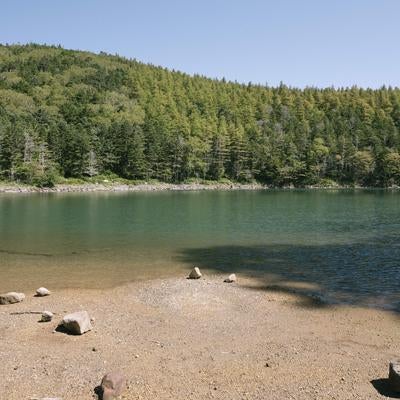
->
[1, 0, 399, 88]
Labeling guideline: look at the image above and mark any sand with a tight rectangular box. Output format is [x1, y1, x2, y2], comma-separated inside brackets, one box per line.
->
[0, 275, 399, 399]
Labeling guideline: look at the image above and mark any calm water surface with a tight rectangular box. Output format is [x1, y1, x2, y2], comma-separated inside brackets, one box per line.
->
[0, 190, 399, 310]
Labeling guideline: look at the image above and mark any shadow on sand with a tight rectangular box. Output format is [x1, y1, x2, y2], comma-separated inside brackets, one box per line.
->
[371, 379, 400, 398]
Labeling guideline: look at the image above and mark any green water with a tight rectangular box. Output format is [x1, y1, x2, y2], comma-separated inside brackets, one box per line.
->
[0, 190, 399, 310]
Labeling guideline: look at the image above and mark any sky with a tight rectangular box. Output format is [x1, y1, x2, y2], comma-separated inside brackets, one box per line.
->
[1, 0, 399, 88]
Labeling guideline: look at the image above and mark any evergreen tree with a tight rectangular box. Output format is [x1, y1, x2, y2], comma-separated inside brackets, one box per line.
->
[0, 44, 399, 187]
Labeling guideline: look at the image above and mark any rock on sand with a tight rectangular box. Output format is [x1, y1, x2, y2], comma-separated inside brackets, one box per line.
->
[224, 273, 237, 283]
[101, 371, 126, 400]
[188, 267, 202, 279]
[0, 292, 25, 305]
[60, 311, 92, 335]
[40, 311, 54, 322]
[36, 287, 51, 297]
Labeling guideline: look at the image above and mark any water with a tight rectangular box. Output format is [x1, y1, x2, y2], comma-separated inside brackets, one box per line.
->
[0, 190, 399, 310]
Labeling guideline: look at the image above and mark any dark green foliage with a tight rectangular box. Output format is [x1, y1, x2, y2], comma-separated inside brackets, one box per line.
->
[0, 44, 400, 187]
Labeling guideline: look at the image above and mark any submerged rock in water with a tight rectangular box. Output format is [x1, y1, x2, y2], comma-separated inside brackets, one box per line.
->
[188, 267, 202, 279]
[0, 292, 25, 305]
[101, 371, 126, 400]
[60, 311, 92, 335]
[36, 287, 51, 297]
[224, 273, 237, 283]
[40, 311, 54, 322]
[389, 360, 400, 392]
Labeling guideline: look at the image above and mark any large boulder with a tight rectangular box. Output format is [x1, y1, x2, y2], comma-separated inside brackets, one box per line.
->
[224, 273, 237, 283]
[389, 360, 400, 392]
[36, 287, 51, 297]
[0, 292, 25, 305]
[101, 371, 126, 400]
[188, 267, 202, 279]
[61, 311, 92, 335]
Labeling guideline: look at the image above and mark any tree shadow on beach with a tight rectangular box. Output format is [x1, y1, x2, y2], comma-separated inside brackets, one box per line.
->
[177, 238, 400, 313]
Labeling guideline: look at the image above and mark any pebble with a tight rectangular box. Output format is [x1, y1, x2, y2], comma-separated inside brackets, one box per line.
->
[36, 287, 51, 297]
[0, 292, 25, 305]
[40, 311, 53, 322]
[188, 267, 202, 279]
[224, 273, 237, 283]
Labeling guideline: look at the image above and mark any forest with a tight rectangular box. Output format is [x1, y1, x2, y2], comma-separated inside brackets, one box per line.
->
[0, 44, 400, 187]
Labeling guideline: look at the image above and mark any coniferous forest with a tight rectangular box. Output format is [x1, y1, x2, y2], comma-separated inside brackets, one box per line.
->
[1, 44, 400, 187]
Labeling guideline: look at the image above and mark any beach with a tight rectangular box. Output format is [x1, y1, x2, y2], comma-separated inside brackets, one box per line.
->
[1, 275, 398, 399]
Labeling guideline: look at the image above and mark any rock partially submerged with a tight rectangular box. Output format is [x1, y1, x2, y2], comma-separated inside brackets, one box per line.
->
[60, 311, 92, 335]
[36, 287, 51, 297]
[0, 292, 25, 305]
[389, 360, 400, 392]
[40, 311, 54, 322]
[188, 267, 202, 279]
[101, 371, 126, 400]
[224, 273, 237, 283]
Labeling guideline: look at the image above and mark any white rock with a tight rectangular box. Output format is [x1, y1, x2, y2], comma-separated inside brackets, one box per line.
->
[36, 287, 51, 297]
[0, 292, 25, 305]
[188, 267, 202, 279]
[61, 311, 92, 335]
[40, 311, 54, 322]
[224, 273, 237, 283]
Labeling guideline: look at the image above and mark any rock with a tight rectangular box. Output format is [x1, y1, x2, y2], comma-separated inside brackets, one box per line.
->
[188, 267, 202, 279]
[389, 360, 400, 392]
[29, 397, 63, 400]
[0, 292, 25, 305]
[40, 311, 54, 322]
[224, 273, 237, 283]
[101, 371, 126, 400]
[61, 311, 92, 335]
[36, 287, 51, 297]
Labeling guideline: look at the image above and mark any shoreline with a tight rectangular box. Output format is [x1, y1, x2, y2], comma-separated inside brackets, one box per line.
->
[0, 182, 266, 194]
[0, 181, 399, 194]
[0, 275, 398, 399]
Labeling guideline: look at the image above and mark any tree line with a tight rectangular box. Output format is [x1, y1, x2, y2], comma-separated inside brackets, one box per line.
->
[0, 44, 400, 187]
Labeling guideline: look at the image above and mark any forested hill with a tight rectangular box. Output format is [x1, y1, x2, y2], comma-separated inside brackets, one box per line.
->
[0, 44, 400, 187]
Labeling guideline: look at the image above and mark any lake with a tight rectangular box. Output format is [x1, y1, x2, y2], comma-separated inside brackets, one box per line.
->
[0, 189, 399, 310]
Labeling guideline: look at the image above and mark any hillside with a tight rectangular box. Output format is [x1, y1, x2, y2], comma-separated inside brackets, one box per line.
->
[0, 44, 400, 187]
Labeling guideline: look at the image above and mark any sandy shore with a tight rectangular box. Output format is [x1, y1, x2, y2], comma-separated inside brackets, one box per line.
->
[0, 275, 399, 399]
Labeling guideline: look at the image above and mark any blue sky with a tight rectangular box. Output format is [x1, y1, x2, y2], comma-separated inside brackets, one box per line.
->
[1, 0, 399, 88]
